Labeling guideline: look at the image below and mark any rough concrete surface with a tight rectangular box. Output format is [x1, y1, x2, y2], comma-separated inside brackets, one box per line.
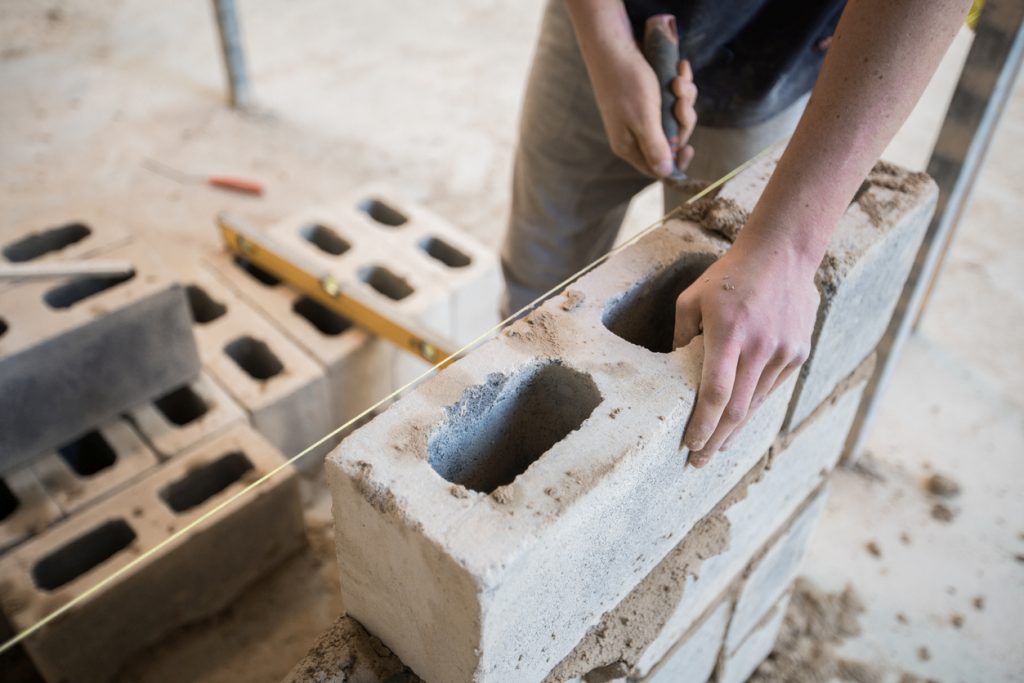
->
[0, 2, 1021, 682]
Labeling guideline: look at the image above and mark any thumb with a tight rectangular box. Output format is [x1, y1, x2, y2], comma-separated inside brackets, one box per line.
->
[633, 116, 673, 178]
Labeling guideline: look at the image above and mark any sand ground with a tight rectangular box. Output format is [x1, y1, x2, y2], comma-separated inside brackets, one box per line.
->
[1, 1, 1021, 681]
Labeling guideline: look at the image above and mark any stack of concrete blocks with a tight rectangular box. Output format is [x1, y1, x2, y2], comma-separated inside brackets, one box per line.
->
[261, 185, 502, 388]
[0, 220, 306, 682]
[313, 154, 936, 683]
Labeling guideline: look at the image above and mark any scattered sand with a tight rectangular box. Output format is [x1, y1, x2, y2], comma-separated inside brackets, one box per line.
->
[930, 502, 955, 523]
[923, 473, 961, 498]
[673, 195, 749, 242]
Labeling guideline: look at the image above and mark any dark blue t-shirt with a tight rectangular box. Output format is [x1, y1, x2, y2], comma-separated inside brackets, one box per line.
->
[626, 0, 847, 127]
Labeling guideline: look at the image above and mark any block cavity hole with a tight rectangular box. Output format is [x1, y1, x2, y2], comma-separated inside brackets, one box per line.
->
[154, 385, 209, 426]
[419, 236, 471, 268]
[43, 271, 136, 310]
[360, 265, 414, 301]
[0, 317, 7, 338]
[233, 256, 280, 286]
[300, 223, 350, 256]
[159, 451, 253, 513]
[293, 296, 353, 336]
[224, 336, 284, 380]
[0, 478, 18, 521]
[3, 222, 91, 262]
[358, 198, 408, 227]
[428, 362, 602, 493]
[58, 430, 117, 477]
[186, 284, 227, 324]
[602, 254, 717, 353]
[32, 519, 136, 591]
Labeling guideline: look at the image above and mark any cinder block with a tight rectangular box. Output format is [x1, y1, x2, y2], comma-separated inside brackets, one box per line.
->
[726, 488, 827, 651]
[0, 241, 201, 470]
[0, 469, 62, 554]
[1, 215, 129, 270]
[124, 371, 248, 460]
[328, 218, 790, 683]
[265, 206, 454, 389]
[716, 591, 790, 683]
[714, 150, 937, 429]
[32, 419, 159, 515]
[203, 250, 391, 428]
[281, 615, 416, 683]
[644, 600, 730, 683]
[631, 357, 871, 677]
[0, 425, 305, 683]
[169, 260, 333, 465]
[343, 185, 503, 345]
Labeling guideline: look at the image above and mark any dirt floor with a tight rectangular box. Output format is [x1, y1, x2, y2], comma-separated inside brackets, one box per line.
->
[1, 1, 1022, 682]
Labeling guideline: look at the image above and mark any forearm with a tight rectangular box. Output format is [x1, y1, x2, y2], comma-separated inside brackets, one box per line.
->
[565, 0, 634, 69]
[737, 0, 971, 272]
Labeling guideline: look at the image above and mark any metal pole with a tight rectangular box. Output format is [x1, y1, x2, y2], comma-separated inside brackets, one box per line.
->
[841, 0, 1024, 465]
[211, 0, 252, 110]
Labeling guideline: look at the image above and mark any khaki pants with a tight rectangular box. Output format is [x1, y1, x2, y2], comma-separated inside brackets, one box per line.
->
[500, 0, 808, 316]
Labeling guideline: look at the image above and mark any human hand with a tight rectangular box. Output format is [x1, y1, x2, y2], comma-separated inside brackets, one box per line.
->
[674, 240, 820, 467]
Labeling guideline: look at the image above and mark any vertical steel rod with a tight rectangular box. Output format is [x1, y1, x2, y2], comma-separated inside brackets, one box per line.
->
[841, 0, 1024, 465]
[212, 0, 252, 109]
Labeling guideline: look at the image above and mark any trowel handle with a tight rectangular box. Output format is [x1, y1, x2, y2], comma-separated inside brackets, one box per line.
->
[643, 14, 686, 180]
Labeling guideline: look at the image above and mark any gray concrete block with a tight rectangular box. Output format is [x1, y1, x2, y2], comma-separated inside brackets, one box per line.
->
[715, 151, 937, 430]
[124, 371, 248, 460]
[0, 241, 201, 470]
[1, 214, 129, 271]
[31, 418, 159, 514]
[644, 600, 730, 683]
[0, 424, 305, 683]
[203, 250, 392, 429]
[726, 489, 828, 651]
[716, 592, 790, 683]
[0, 468, 62, 555]
[169, 260, 334, 468]
[328, 218, 789, 683]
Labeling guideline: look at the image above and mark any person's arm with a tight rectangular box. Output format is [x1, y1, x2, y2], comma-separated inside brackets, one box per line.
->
[566, 0, 697, 177]
[678, 0, 972, 466]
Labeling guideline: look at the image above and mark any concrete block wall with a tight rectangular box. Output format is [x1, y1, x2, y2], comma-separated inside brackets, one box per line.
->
[0, 468, 62, 555]
[0, 239, 201, 470]
[318, 154, 936, 683]
[0, 425, 305, 683]
[0, 214, 130, 273]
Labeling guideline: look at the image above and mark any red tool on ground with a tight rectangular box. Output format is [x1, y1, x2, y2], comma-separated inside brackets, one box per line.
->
[143, 158, 265, 196]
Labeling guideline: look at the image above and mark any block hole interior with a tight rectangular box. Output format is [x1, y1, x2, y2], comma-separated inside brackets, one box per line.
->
[43, 271, 136, 310]
[58, 430, 117, 477]
[358, 198, 408, 227]
[359, 265, 414, 301]
[233, 256, 280, 286]
[0, 478, 19, 521]
[32, 519, 136, 591]
[292, 296, 353, 336]
[186, 284, 228, 324]
[224, 336, 284, 380]
[428, 362, 602, 493]
[159, 451, 254, 513]
[154, 385, 209, 426]
[602, 254, 717, 353]
[2, 222, 92, 262]
[0, 317, 7, 338]
[851, 179, 871, 205]
[419, 236, 472, 268]
[300, 223, 350, 256]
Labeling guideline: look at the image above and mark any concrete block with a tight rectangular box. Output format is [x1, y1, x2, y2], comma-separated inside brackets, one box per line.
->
[265, 206, 454, 389]
[343, 185, 502, 345]
[0, 425, 305, 683]
[0, 468, 62, 554]
[644, 600, 730, 683]
[726, 488, 827, 651]
[281, 615, 417, 683]
[716, 592, 790, 683]
[713, 151, 937, 429]
[32, 419, 159, 515]
[328, 217, 790, 683]
[0, 241, 201, 470]
[203, 250, 391, 428]
[631, 357, 871, 677]
[1, 215, 129, 269]
[169, 260, 333, 465]
[124, 371, 248, 460]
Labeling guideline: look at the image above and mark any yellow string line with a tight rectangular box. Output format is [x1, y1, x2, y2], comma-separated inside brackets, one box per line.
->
[0, 144, 773, 656]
